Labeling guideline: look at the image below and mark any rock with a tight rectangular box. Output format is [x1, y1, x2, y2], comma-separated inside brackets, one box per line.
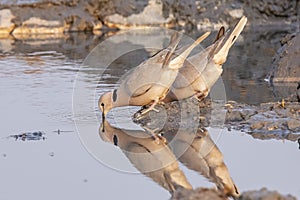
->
[105, 0, 174, 28]
[0, 0, 299, 37]
[250, 121, 266, 130]
[270, 33, 300, 83]
[12, 17, 65, 36]
[67, 15, 95, 32]
[239, 187, 296, 200]
[287, 119, 300, 131]
[240, 109, 257, 120]
[0, 9, 15, 36]
[171, 188, 226, 200]
[228, 8, 244, 19]
[135, 99, 300, 142]
[226, 110, 243, 121]
[171, 187, 296, 200]
[243, 0, 298, 17]
[267, 33, 300, 102]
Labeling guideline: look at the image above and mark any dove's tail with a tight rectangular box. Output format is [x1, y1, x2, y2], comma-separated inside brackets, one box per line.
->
[211, 16, 247, 65]
[168, 31, 210, 69]
[213, 26, 225, 43]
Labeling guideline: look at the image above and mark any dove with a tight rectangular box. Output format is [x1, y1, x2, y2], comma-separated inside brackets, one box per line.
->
[99, 120, 192, 192]
[163, 127, 240, 198]
[163, 16, 247, 102]
[98, 31, 211, 117]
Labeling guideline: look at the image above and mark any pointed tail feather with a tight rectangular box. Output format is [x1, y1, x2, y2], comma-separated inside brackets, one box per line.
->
[213, 26, 225, 43]
[168, 31, 210, 69]
[212, 16, 247, 65]
[162, 32, 183, 67]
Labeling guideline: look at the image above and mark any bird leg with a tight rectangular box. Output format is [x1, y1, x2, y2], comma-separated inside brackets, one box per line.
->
[142, 126, 167, 144]
[134, 97, 161, 120]
[193, 89, 208, 102]
[140, 97, 160, 115]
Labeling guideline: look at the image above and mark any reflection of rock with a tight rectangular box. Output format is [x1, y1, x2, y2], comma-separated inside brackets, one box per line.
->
[0, 33, 102, 59]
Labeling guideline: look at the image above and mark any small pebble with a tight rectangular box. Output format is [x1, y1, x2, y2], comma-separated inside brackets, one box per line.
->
[49, 152, 55, 157]
[3, 153, 7, 158]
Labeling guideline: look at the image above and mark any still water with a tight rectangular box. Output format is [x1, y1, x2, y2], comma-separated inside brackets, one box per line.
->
[0, 28, 299, 200]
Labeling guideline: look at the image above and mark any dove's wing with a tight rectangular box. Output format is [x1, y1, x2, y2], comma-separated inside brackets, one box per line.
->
[121, 33, 182, 98]
[121, 32, 210, 98]
[100, 120, 192, 193]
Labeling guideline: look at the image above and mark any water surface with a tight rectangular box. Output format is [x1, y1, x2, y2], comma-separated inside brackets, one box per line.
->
[0, 29, 299, 200]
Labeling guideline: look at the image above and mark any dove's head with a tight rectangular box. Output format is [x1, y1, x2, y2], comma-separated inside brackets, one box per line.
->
[99, 92, 113, 117]
[99, 119, 115, 144]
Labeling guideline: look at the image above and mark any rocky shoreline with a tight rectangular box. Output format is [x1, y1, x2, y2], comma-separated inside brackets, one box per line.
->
[0, 0, 299, 38]
[132, 98, 300, 199]
[171, 187, 296, 200]
[133, 98, 300, 143]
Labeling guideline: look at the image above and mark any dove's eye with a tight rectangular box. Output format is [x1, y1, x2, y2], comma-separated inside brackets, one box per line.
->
[101, 103, 104, 107]
[113, 135, 118, 146]
[113, 89, 117, 102]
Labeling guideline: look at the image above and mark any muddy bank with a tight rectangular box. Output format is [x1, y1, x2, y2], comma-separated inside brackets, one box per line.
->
[171, 187, 296, 200]
[0, 0, 299, 38]
[134, 98, 300, 142]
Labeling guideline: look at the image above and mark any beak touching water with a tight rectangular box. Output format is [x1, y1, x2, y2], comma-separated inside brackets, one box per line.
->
[100, 102, 105, 119]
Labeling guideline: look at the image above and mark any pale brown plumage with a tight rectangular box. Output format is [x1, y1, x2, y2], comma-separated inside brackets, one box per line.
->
[99, 120, 192, 192]
[99, 31, 211, 116]
[163, 16, 247, 103]
[163, 127, 240, 198]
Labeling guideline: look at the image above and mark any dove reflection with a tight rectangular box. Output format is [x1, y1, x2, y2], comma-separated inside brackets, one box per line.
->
[99, 120, 239, 198]
[99, 120, 192, 192]
[163, 127, 240, 198]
